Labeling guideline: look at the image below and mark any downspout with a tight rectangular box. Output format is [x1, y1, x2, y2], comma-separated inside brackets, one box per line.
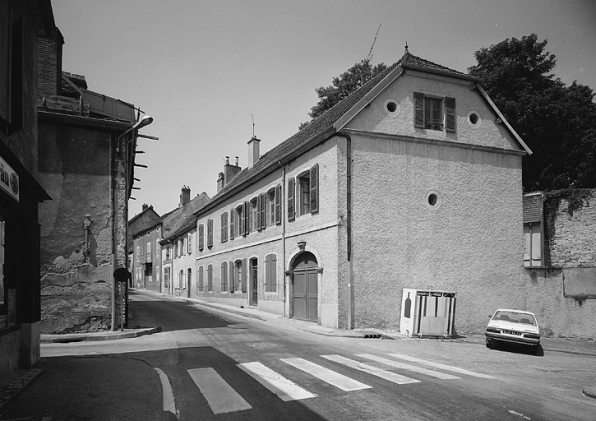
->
[338, 132, 353, 329]
[279, 161, 287, 317]
[110, 133, 116, 331]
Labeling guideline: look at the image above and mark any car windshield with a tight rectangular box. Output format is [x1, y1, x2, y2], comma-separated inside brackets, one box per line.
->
[492, 311, 536, 326]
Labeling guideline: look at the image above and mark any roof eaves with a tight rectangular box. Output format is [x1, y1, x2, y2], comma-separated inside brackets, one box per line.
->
[476, 85, 532, 155]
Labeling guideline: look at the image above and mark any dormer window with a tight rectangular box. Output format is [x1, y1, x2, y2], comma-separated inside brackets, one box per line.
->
[414, 92, 456, 133]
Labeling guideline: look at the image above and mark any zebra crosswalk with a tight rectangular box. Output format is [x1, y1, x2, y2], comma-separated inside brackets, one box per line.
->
[157, 352, 496, 417]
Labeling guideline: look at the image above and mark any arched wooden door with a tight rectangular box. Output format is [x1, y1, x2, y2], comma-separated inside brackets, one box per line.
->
[292, 252, 318, 322]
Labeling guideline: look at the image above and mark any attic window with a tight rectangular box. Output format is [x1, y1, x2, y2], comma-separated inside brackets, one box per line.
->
[426, 191, 441, 209]
[467, 110, 481, 128]
[414, 92, 456, 132]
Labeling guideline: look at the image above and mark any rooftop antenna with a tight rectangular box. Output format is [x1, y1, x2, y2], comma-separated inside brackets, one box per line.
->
[366, 23, 382, 63]
[251, 114, 255, 138]
[405, 41, 409, 54]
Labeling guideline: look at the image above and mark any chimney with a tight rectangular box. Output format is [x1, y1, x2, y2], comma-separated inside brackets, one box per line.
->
[217, 172, 225, 192]
[223, 156, 241, 186]
[37, 28, 64, 98]
[180, 186, 191, 207]
[247, 136, 260, 168]
[142, 204, 149, 211]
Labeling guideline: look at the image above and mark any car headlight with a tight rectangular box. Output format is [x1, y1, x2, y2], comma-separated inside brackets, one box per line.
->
[524, 333, 540, 339]
[486, 327, 501, 334]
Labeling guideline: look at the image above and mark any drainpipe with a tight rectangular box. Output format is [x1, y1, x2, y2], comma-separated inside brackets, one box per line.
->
[279, 161, 287, 317]
[338, 132, 353, 329]
[110, 133, 116, 331]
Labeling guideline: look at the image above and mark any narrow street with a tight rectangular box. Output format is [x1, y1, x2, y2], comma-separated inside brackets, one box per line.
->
[3, 290, 596, 421]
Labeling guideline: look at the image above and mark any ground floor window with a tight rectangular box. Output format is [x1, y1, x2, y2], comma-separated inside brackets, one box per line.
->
[265, 253, 277, 292]
[221, 261, 228, 292]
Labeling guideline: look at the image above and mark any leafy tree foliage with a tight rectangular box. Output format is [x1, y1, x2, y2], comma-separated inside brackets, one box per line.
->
[468, 34, 596, 191]
[300, 59, 387, 130]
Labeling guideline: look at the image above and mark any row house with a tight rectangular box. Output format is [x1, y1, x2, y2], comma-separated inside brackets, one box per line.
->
[127, 203, 160, 284]
[191, 50, 532, 333]
[130, 187, 208, 294]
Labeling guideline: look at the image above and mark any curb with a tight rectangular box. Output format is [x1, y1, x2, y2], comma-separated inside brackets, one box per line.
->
[40, 327, 160, 344]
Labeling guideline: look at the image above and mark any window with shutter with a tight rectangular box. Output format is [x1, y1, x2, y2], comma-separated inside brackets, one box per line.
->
[198, 224, 204, 251]
[275, 184, 282, 225]
[207, 219, 213, 248]
[198, 266, 204, 291]
[207, 264, 213, 291]
[237, 206, 244, 236]
[259, 193, 267, 230]
[288, 178, 295, 221]
[413, 92, 456, 133]
[414, 92, 424, 128]
[265, 253, 277, 293]
[221, 262, 228, 292]
[241, 258, 248, 292]
[310, 165, 319, 214]
[267, 188, 276, 226]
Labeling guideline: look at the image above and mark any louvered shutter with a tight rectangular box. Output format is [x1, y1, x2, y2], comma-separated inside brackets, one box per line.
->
[229, 208, 234, 240]
[414, 92, 424, 128]
[275, 184, 282, 225]
[310, 164, 319, 214]
[242, 259, 248, 292]
[207, 219, 213, 248]
[221, 213, 227, 243]
[247, 201, 253, 234]
[259, 193, 266, 230]
[445, 97, 456, 133]
[287, 178, 295, 221]
[256, 194, 263, 231]
[243, 202, 249, 235]
[239, 207, 244, 236]
[198, 224, 204, 251]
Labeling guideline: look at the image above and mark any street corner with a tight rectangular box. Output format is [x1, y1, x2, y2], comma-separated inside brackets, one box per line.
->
[0, 356, 163, 421]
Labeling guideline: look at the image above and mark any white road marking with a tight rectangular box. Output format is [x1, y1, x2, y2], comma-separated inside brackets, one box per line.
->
[238, 362, 317, 401]
[321, 355, 420, 385]
[187, 368, 252, 415]
[387, 353, 496, 379]
[154, 367, 179, 419]
[356, 354, 460, 380]
[281, 358, 371, 391]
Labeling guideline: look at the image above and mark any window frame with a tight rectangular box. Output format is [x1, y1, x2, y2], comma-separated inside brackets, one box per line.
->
[264, 253, 277, 293]
[414, 92, 456, 133]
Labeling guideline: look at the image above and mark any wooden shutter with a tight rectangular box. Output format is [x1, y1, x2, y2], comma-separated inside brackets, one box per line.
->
[414, 92, 424, 128]
[229, 208, 234, 240]
[243, 201, 249, 235]
[242, 259, 248, 292]
[256, 194, 263, 231]
[288, 178, 295, 221]
[445, 97, 456, 133]
[259, 193, 266, 230]
[229, 261, 235, 292]
[221, 213, 227, 243]
[275, 184, 282, 225]
[198, 224, 204, 251]
[247, 201, 253, 234]
[310, 164, 319, 214]
[207, 219, 213, 248]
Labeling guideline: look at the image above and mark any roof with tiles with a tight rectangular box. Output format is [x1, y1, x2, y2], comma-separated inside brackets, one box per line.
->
[523, 193, 543, 223]
[160, 192, 210, 243]
[197, 52, 479, 216]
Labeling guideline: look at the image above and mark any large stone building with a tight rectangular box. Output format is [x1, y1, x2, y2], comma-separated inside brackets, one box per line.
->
[0, 0, 53, 375]
[191, 51, 532, 334]
[36, 17, 152, 334]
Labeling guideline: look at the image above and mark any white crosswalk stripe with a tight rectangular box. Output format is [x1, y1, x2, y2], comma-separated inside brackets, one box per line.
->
[187, 368, 252, 414]
[238, 361, 318, 401]
[281, 357, 372, 391]
[321, 354, 420, 385]
[387, 353, 496, 379]
[356, 354, 461, 380]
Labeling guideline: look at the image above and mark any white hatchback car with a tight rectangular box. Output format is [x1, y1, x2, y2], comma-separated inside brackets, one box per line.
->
[485, 309, 541, 350]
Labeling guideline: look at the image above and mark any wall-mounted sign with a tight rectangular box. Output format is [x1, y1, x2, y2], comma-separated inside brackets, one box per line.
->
[0, 157, 19, 202]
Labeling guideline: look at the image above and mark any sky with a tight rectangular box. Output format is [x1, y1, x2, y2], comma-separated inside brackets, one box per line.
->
[50, 0, 596, 218]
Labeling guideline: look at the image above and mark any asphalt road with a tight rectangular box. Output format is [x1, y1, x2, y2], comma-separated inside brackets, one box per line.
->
[4, 290, 596, 420]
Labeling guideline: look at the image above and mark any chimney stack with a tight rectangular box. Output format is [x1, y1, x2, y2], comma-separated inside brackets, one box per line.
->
[247, 136, 260, 168]
[142, 204, 149, 211]
[224, 156, 241, 186]
[180, 186, 191, 207]
[217, 172, 225, 192]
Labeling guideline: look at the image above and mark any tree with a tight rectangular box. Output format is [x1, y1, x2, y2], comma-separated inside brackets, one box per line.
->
[300, 59, 387, 130]
[468, 34, 596, 191]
